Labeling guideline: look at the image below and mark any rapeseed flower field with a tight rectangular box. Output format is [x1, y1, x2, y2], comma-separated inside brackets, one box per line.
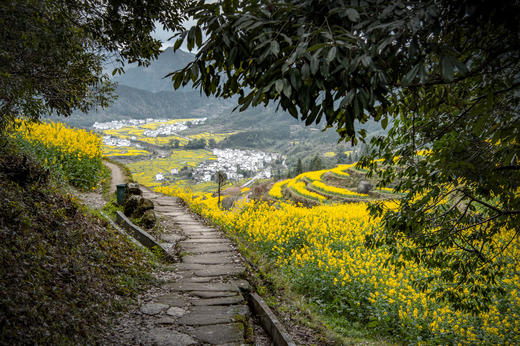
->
[126, 149, 215, 187]
[102, 145, 150, 157]
[157, 185, 520, 344]
[12, 120, 103, 189]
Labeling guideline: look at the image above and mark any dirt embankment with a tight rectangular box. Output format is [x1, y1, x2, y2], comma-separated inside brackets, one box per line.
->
[0, 142, 154, 344]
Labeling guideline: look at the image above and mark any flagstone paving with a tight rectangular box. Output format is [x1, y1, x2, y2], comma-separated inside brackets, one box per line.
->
[103, 186, 265, 345]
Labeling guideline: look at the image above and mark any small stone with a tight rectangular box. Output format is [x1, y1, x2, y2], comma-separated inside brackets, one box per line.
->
[147, 328, 196, 346]
[124, 195, 141, 216]
[221, 196, 238, 210]
[231, 279, 251, 292]
[127, 182, 142, 195]
[161, 234, 183, 243]
[135, 197, 154, 217]
[357, 180, 373, 194]
[140, 209, 156, 228]
[155, 317, 177, 325]
[166, 306, 186, 317]
[140, 302, 168, 315]
[138, 197, 154, 210]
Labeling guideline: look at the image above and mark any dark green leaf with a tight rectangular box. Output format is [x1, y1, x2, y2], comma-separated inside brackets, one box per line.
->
[440, 55, 455, 81]
[326, 47, 337, 63]
[270, 40, 280, 56]
[275, 79, 284, 94]
[346, 8, 360, 22]
[381, 116, 388, 129]
[402, 64, 420, 86]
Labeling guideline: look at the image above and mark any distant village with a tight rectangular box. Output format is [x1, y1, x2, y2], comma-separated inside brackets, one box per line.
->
[94, 118, 286, 184]
[192, 148, 285, 182]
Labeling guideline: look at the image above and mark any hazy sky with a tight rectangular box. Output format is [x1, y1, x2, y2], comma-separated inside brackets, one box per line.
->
[152, 18, 199, 51]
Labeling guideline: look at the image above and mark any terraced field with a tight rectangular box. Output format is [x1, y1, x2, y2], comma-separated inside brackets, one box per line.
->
[268, 163, 402, 205]
[125, 149, 216, 187]
[102, 145, 151, 157]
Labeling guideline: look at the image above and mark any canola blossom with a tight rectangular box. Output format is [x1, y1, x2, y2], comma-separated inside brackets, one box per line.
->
[15, 120, 101, 159]
[330, 163, 355, 178]
[268, 179, 290, 199]
[103, 145, 150, 157]
[156, 185, 520, 344]
[13, 120, 103, 189]
[271, 164, 365, 204]
[311, 180, 368, 198]
[286, 179, 326, 202]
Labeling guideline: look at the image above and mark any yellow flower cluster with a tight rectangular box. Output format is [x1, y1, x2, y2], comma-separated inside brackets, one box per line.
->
[103, 145, 150, 157]
[298, 169, 330, 181]
[311, 180, 368, 198]
[15, 120, 102, 159]
[330, 163, 355, 177]
[268, 164, 362, 203]
[287, 179, 326, 201]
[158, 186, 520, 344]
[269, 179, 290, 199]
[126, 149, 215, 187]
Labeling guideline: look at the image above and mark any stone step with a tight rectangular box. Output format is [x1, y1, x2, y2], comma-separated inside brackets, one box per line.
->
[174, 263, 242, 271]
[182, 254, 237, 265]
[191, 291, 239, 298]
[166, 282, 239, 292]
[183, 277, 213, 283]
[154, 294, 189, 307]
[181, 243, 235, 254]
[191, 323, 244, 344]
[146, 328, 196, 346]
[191, 295, 244, 306]
[180, 226, 216, 233]
[178, 305, 249, 326]
[179, 238, 230, 244]
[188, 233, 223, 239]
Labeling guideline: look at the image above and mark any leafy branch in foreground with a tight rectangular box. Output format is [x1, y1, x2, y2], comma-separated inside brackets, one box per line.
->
[0, 0, 190, 130]
[170, 0, 520, 311]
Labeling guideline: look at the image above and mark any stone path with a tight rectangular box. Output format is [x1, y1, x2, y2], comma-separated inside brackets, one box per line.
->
[103, 180, 270, 345]
[145, 189, 253, 344]
[104, 160, 126, 193]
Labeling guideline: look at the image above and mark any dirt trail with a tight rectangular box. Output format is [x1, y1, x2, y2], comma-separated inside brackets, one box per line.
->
[101, 162, 271, 345]
[104, 160, 126, 193]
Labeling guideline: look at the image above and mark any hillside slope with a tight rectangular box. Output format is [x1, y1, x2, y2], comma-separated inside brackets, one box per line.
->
[113, 48, 194, 92]
[0, 141, 154, 344]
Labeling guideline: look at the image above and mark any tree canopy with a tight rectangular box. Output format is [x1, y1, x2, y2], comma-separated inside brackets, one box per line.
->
[0, 0, 189, 129]
[171, 0, 520, 310]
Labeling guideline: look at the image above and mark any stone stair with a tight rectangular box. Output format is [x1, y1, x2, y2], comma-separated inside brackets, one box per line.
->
[130, 189, 253, 345]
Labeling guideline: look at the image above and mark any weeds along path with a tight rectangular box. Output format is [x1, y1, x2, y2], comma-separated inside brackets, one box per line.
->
[102, 163, 270, 345]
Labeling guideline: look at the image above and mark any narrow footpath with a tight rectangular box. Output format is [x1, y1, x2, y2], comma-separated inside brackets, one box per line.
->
[100, 162, 271, 345]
